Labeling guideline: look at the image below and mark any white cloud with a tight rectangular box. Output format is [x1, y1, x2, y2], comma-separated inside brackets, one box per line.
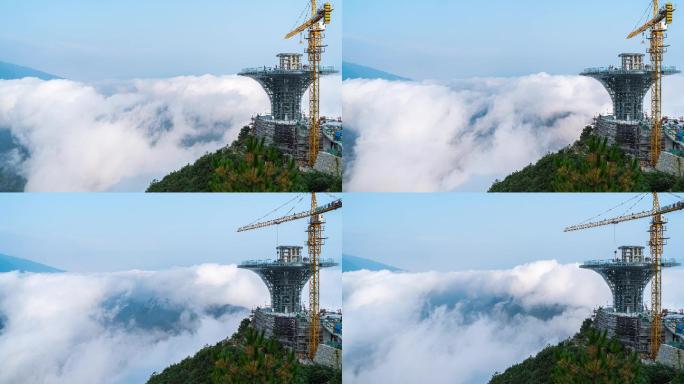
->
[0, 264, 341, 384]
[343, 260, 684, 384]
[0, 75, 340, 192]
[342, 74, 613, 192]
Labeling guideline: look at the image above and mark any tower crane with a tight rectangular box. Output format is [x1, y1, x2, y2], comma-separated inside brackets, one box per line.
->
[627, 2, 675, 167]
[285, 1, 333, 167]
[237, 193, 342, 359]
[565, 193, 684, 359]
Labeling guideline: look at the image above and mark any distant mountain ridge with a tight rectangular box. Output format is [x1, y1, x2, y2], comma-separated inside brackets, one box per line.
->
[0, 61, 59, 81]
[342, 62, 410, 81]
[342, 254, 402, 273]
[0, 253, 62, 273]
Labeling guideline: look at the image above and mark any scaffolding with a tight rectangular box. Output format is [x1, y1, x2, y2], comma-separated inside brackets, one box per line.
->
[595, 308, 653, 355]
[252, 308, 310, 356]
[251, 307, 341, 360]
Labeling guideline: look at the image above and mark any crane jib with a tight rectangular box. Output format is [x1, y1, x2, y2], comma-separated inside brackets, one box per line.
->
[236, 199, 342, 232]
[564, 200, 684, 232]
[627, 8, 671, 39]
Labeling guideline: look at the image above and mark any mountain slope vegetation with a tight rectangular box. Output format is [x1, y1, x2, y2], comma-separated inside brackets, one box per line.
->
[147, 127, 341, 192]
[147, 318, 341, 384]
[490, 319, 684, 384]
[490, 126, 684, 192]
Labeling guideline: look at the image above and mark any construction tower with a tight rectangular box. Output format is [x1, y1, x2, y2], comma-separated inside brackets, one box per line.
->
[239, 245, 337, 314]
[239, 54, 336, 161]
[583, 54, 678, 122]
[582, 53, 679, 159]
[582, 246, 680, 314]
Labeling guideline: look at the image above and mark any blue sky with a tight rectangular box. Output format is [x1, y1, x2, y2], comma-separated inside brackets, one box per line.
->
[343, 193, 684, 272]
[0, 0, 341, 80]
[0, 193, 342, 272]
[344, 0, 684, 80]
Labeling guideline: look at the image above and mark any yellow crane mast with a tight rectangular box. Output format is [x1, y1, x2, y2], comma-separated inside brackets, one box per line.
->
[307, 193, 323, 359]
[627, 2, 675, 167]
[649, 193, 666, 359]
[286, 1, 333, 167]
[565, 193, 684, 359]
[237, 194, 342, 360]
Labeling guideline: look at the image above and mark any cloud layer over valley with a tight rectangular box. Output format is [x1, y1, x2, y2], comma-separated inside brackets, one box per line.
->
[0, 75, 341, 191]
[343, 74, 616, 191]
[0, 264, 341, 383]
[343, 260, 684, 384]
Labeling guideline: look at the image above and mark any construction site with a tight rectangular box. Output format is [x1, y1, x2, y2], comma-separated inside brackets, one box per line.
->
[239, 1, 342, 177]
[582, 2, 684, 176]
[566, 193, 684, 368]
[237, 194, 342, 369]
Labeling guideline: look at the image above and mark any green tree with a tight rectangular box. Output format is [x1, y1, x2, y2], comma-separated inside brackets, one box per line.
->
[489, 126, 684, 192]
[554, 329, 644, 384]
[148, 318, 341, 384]
[147, 127, 342, 192]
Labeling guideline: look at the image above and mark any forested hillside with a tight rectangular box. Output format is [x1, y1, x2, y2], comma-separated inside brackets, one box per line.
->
[147, 318, 341, 384]
[490, 319, 684, 384]
[147, 127, 342, 192]
[490, 127, 684, 192]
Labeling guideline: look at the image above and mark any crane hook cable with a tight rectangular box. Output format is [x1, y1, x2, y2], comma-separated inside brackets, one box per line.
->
[620, 193, 648, 217]
[245, 193, 304, 227]
[632, 1, 656, 33]
[576, 193, 647, 225]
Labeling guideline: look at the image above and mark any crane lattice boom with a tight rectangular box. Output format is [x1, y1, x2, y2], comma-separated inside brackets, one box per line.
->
[564, 200, 684, 232]
[284, 9, 326, 39]
[237, 199, 341, 232]
[627, 6, 671, 39]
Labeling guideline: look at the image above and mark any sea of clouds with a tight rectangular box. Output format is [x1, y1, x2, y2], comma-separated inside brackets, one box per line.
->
[343, 74, 684, 192]
[0, 75, 341, 192]
[0, 265, 341, 384]
[343, 260, 684, 384]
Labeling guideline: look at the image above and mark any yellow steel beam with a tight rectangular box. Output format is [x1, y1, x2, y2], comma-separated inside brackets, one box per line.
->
[285, 12, 324, 40]
[236, 199, 341, 232]
[627, 10, 667, 39]
[563, 199, 684, 232]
